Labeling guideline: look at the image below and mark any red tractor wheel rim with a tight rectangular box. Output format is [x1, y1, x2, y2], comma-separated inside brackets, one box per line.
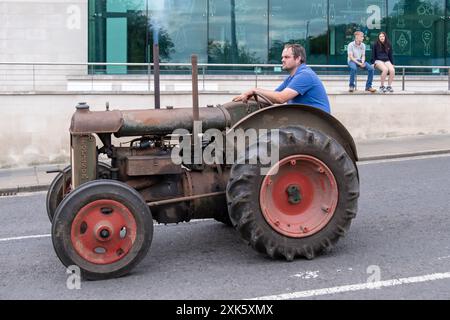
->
[71, 199, 137, 265]
[260, 155, 338, 238]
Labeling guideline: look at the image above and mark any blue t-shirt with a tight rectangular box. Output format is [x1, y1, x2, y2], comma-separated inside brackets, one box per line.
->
[275, 64, 330, 113]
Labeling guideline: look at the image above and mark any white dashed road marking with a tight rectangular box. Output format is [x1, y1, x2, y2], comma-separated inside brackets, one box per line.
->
[249, 272, 450, 300]
[438, 256, 450, 261]
[358, 153, 450, 166]
[0, 234, 51, 242]
[291, 271, 320, 279]
[0, 219, 216, 242]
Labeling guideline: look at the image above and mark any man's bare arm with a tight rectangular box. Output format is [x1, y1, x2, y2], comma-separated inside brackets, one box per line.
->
[348, 52, 356, 63]
[348, 52, 364, 67]
[232, 87, 298, 104]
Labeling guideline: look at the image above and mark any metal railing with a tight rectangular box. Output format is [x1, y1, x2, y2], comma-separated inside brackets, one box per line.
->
[0, 62, 449, 92]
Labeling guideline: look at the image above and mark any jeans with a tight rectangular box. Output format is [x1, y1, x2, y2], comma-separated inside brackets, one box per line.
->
[348, 61, 374, 89]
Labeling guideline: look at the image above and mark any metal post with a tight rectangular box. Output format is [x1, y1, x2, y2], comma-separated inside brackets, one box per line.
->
[148, 62, 151, 92]
[191, 55, 199, 121]
[32, 64, 35, 91]
[90, 64, 93, 91]
[402, 68, 405, 91]
[147, 191, 226, 207]
[448, 68, 450, 91]
[191, 55, 201, 166]
[153, 43, 160, 109]
[202, 66, 205, 91]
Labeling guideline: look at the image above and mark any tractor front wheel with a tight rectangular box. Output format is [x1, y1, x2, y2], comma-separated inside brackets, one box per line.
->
[52, 180, 153, 280]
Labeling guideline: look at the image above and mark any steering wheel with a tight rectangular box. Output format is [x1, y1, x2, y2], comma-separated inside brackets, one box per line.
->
[252, 92, 274, 108]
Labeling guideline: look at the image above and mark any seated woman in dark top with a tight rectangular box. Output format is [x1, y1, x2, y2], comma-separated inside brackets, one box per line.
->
[371, 32, 395, 93]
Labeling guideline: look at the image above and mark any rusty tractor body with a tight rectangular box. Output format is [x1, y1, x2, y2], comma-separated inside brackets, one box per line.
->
[48, 58, 359, 280]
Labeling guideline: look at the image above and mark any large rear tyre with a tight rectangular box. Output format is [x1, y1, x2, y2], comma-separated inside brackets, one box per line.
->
[52, 180, 153, 280]
[46, 163, 111, 222]
[226, 125, 359, 261]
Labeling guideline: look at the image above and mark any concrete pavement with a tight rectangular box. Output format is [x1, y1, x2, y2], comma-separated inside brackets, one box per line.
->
[1, 133, 450, 195]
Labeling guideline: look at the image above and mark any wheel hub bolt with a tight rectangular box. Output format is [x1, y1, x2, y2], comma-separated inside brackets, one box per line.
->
[100, 229, 110, 239]
[286, 184, 302, 204]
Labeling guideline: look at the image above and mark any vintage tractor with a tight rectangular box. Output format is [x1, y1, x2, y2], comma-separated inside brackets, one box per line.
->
[48, 57, 359, 280]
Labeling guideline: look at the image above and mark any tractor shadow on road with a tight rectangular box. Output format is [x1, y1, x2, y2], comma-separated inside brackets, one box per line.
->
[135, 219, 359, 277]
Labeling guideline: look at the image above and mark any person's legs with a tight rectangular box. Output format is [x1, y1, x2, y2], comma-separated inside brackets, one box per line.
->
[385, 61, 395, 86]
[375, 61, 388, 87]
[348, 61, 357, 89]
[363, 62, 375, 89]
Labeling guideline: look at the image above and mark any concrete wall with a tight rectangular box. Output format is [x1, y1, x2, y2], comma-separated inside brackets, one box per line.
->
[329, 93, 450, 139]
[0, 0, 88, 91]
[0, 92, 449, 168]
[0, 0, 87, 63]
[64, 75, 450, 94]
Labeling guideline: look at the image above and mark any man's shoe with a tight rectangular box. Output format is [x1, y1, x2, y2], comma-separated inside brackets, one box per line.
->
[386, 86, 394, 93]
[365, 87, 377, 93]
[379, 86, 386, 93]
[349, 86, 355, 92]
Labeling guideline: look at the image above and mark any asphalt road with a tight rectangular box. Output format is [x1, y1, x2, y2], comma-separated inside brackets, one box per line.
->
[1, 154, 450, 300]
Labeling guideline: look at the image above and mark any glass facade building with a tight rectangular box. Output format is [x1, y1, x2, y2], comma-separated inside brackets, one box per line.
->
[88, 0, 450, 72]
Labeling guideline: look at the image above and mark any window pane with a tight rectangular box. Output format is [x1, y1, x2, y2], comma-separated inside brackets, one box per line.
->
[88, 0, 106, 64]
[445, 0, 450, 66]
[88, 0, 147, 74]
[387, 0, 445, 66]
[329, 0, 386, 64]
[208, 0, 268, 64]
[269, 0, 328, 64]
[149, 0, 207, 63]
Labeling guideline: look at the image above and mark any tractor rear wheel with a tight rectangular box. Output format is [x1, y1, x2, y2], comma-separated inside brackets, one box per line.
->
[226, 125, 359, 261]
[46, 162, 111, 222]
[52, 180, 153, 280]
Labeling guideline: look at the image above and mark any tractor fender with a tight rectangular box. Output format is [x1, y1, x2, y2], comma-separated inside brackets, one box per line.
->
[226, 104, 358, 163]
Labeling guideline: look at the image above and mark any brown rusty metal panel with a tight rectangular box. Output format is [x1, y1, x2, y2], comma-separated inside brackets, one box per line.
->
[70, 109, 123, 134]
[117, 107, 229, 136]
[221, 100, 261, 124]
[71, 134, 97, 188]
[126, 155, 183, 176]
[134, 167, 229, 223]
[188, 168, 229, 220]
[227, 104, 359, 162]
